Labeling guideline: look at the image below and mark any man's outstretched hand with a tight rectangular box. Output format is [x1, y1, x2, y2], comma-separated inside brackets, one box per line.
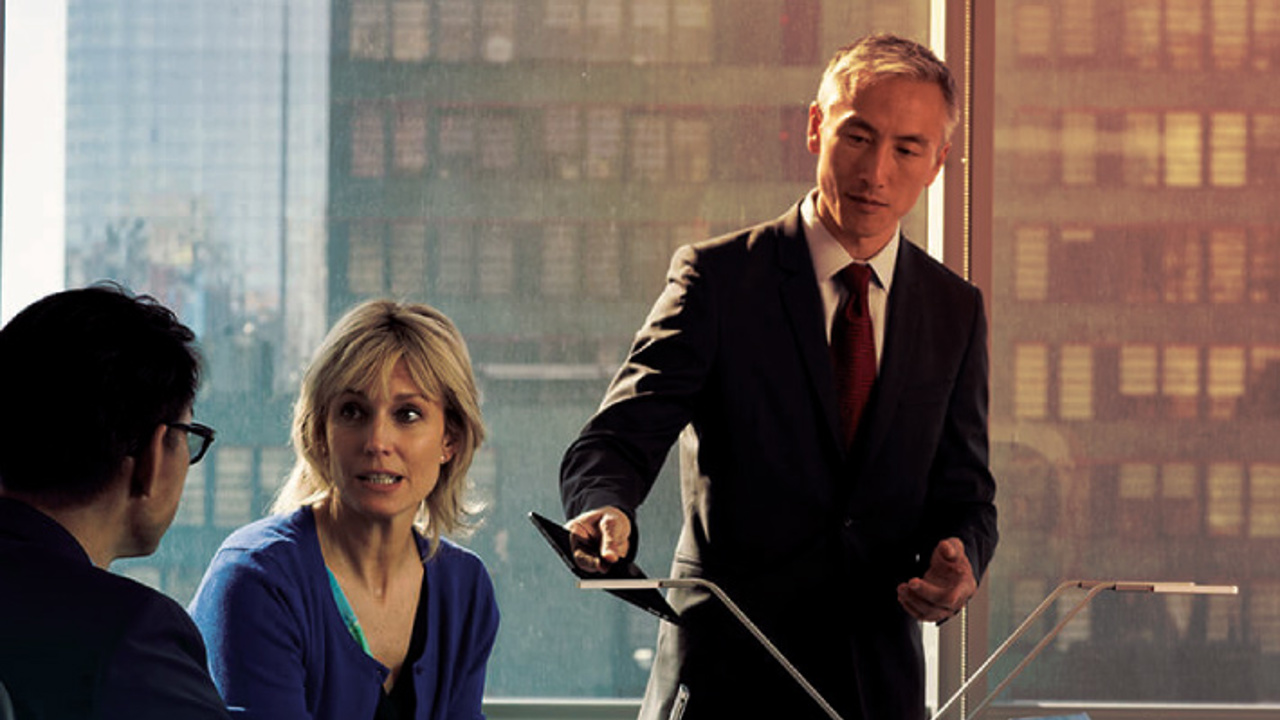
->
[897, 537, 977, 624]
[565, 506, 631, 574]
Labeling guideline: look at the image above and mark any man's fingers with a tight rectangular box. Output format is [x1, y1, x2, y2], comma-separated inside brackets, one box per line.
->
[566, 507, 631, 573]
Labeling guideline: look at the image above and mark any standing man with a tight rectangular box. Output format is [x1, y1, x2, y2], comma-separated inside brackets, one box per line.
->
[0, 285, 231, 720]
[560, 34, 998, 720]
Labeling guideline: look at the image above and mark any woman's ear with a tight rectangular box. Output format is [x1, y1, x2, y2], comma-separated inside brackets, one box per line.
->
[441, 433, 457, 465]
[129, 423, 170, 498]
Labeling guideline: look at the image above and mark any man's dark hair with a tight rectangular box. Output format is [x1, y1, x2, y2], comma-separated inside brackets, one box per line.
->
[0, 283, 202, 504]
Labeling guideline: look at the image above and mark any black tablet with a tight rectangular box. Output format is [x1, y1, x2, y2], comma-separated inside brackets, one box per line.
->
[528, 510, 681, 625]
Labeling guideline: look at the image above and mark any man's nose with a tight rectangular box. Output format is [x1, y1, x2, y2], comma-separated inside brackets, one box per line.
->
[856, 143, 892, 186]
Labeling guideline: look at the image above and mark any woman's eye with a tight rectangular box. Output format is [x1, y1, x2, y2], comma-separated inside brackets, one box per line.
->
[395, 406, 424, 424]
[337, 402, 366, 422]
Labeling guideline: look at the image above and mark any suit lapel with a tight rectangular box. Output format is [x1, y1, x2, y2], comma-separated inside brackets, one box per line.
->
[857, 239, 922, 466]
[773, 205, 846, 457]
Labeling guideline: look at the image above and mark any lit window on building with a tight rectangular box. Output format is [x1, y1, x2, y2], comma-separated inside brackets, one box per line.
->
[1120, 344, 1159, 403]
[1206, 462, 1245, 536]
[1207, 345, 1246, 419]
[1014, 343, 1049, 419]
[1061, 111, 1097, 186]
[1123, 0, 1162, 70]
[1208, 228, 1247, 304]
[1164, 112, 1203, 188]
[1014, 225, 1050, 301]
[1249, 463, 1280, 538]
[1061, 0, 1096, 59]
[1122, 112, 1161, 187]
[391, 0, 431, 62]
[1013, 0, 1054, 59]
[1256, 0, 1280, 71]
[1013, 111, 1055, 186]
[1211, 0, 1249, 69]
[1059, 344, 1093, 420]
[1166, 0, 1206, 71]
[1162, 344, 1201, 417]
[1210, 112, 1247, 188]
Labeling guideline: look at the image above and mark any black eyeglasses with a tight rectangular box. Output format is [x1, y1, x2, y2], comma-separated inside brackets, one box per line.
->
[166, 422, 217, 464]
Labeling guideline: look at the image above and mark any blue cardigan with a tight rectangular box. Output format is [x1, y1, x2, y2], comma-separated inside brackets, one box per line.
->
[189, 507, 499, 720]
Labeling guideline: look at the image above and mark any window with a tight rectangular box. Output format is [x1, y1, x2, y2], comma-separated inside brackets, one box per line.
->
[13, 0, 1280, 715]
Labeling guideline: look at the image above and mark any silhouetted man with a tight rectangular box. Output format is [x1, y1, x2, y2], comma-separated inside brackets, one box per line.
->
[0, 285, 230, 720]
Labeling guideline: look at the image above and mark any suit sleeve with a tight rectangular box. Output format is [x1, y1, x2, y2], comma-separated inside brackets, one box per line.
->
[96, 594, 232, 720]
[188, 548, 314, 719]
[920, 286, 999, 581]
[560, 244, 717, 521]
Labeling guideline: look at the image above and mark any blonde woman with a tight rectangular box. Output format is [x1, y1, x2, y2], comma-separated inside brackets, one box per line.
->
[191, 300, 498, 720]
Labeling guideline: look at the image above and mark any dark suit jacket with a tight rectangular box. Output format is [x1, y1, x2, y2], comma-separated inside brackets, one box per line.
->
[561, 202, 998, 720]
[0, 497, 230, 720]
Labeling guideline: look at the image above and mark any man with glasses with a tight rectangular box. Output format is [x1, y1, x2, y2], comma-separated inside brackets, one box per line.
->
[0, 284, 230, 719]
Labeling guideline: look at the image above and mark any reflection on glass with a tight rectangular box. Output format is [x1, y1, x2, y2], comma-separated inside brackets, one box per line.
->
[991, 0, 1280, 706]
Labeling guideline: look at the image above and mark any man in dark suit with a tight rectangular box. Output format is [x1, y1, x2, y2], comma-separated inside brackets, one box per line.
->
[0, 285, 230, 720]
[560, 34, 998, 720]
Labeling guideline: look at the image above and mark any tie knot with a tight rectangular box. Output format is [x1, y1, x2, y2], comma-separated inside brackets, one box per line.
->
[841, 263, 873, 294]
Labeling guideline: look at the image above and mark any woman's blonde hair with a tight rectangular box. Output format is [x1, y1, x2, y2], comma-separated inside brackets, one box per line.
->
[272, 299, 486, 556]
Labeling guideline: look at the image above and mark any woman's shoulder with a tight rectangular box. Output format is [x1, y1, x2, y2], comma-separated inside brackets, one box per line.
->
[421, 537, 494, 590]
[211, 507, 320, 570]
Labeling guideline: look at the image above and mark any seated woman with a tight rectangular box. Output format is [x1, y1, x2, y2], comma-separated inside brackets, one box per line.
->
[190, 300, 498, 720]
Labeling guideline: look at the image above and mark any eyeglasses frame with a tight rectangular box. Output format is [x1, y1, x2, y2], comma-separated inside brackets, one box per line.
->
[166, 421, 217, 464]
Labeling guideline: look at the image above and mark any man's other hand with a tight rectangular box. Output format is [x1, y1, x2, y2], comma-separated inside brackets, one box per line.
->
[566, 506, 631, 574]
[896, 537, 977, 624]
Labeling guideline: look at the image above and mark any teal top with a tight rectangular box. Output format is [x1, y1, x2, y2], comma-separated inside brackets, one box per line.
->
[325, 567, 372, 655]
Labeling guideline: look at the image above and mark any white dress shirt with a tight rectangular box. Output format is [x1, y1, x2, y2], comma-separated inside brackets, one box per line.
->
[800, 190, 897, 370]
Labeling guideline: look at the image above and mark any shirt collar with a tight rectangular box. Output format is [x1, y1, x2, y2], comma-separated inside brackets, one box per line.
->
[801, 190, 897, 292]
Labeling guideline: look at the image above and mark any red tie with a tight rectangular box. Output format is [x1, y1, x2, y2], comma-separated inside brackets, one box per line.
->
[832, 264, 876, 448]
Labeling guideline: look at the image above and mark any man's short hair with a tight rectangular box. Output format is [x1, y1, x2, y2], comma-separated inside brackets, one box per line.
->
[0, 283, 202, 505]
[816, 33, 959, 140]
